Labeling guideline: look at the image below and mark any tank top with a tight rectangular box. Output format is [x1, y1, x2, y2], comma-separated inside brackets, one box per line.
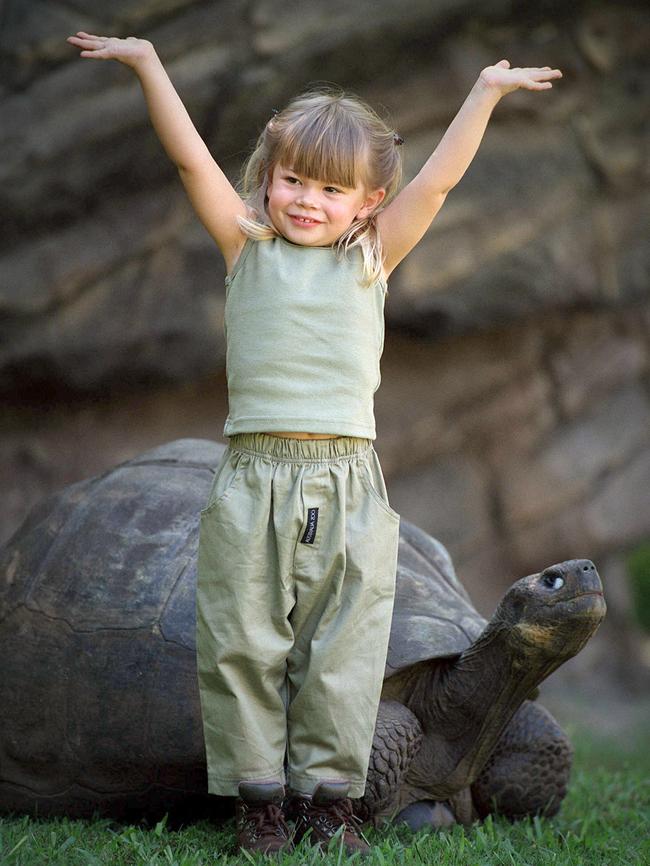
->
[222, 235, 387, 440]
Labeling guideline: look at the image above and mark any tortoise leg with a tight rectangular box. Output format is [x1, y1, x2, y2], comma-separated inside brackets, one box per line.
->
[471, 700, 573, 821]
[352, 699, 423, 824]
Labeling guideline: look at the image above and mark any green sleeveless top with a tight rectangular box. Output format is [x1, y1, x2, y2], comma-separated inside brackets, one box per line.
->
[222, 236, 387, 439]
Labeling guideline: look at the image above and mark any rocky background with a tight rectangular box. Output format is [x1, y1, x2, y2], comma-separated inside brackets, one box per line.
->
[2, 1, 649, 730]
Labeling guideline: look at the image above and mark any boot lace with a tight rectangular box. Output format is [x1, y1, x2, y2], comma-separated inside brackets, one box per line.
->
[241, 802, 290, 841]
[309, 798, 363, 837]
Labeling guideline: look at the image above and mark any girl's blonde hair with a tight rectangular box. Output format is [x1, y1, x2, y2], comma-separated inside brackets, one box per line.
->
[237, 84, 403, 286]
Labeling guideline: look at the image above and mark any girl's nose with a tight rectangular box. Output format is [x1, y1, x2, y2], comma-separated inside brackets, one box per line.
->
[296, 189, 318, 207]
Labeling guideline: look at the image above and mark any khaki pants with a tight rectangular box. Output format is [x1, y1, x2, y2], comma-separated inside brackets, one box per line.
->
[196, 432, 400, 797]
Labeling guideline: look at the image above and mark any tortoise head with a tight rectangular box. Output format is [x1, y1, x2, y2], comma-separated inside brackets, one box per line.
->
[495, 559, 606, 661]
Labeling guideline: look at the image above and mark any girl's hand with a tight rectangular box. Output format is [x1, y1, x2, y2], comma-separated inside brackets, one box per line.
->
[478, 59, 562, 97]
[66, 32, 154, 70]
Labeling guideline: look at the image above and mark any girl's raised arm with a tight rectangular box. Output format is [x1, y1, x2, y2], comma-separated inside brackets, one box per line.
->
[66, 33, 246, 270]
[377, 60, 562, 276]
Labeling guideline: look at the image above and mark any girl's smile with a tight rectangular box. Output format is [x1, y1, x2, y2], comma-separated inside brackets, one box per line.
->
[288, 214, 323, 227]
[266, 163, 384, 246]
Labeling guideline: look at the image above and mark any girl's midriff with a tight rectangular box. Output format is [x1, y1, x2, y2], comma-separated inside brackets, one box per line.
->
[264, 431, 341, 439]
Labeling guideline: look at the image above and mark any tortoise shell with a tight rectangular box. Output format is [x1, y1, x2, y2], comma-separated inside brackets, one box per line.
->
[0, 438, 485, 820]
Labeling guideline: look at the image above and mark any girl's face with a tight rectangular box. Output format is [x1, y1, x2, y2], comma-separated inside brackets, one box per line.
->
[266, 163, 385, 246]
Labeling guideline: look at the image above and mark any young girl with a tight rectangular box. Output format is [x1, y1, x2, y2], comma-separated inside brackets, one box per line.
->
[67, 31, 562, 857]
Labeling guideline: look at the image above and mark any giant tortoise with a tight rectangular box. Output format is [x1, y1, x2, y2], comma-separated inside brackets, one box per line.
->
[0, 439, 605, 827]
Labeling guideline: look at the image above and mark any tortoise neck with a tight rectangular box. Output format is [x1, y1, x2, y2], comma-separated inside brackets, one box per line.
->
[403, 614, 559, 798]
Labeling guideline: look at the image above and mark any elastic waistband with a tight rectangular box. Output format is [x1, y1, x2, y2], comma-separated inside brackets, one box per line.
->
[227, 432, 373, 463]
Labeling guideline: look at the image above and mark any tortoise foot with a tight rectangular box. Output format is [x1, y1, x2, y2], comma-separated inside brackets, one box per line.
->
[393, 799, 456, 831]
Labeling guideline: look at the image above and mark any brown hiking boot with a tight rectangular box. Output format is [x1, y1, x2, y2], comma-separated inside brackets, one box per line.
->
[235, 781, 294, 856]
[291, 781, 370, 857]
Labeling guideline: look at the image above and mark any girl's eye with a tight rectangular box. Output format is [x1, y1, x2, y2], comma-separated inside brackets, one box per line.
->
[324, 186, 342, 194]
[284, 176, 300, 184]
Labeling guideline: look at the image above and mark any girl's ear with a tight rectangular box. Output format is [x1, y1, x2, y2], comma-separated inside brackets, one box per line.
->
[356, 188, 386, 220]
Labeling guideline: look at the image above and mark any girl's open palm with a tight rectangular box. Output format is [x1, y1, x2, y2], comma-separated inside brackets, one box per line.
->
[66, 32, 153, 69]
[480, 59, 562, 96]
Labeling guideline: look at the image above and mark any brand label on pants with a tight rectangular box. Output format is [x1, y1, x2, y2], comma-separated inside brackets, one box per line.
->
[300, 507, 319, 544]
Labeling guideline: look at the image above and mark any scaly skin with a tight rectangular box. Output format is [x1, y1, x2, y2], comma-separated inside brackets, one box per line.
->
[471, 699, 573, 820]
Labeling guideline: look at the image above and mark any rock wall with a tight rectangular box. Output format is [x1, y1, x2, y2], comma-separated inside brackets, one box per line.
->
[2, 2, 649, 691]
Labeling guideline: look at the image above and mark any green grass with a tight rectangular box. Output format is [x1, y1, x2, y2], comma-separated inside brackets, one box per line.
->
[1, 728, 648, 866]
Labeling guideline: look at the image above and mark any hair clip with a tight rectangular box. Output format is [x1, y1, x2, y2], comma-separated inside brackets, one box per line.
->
[271, 108, 280, 117]
[393, 133, 404, 146]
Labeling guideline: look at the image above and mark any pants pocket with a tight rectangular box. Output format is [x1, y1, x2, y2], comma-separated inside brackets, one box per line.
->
[360, 448, 400, 522]
[200, 449, 250, 516]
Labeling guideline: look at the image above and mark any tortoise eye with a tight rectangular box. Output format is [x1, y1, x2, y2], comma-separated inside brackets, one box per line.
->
[541, 572, 564, 590]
